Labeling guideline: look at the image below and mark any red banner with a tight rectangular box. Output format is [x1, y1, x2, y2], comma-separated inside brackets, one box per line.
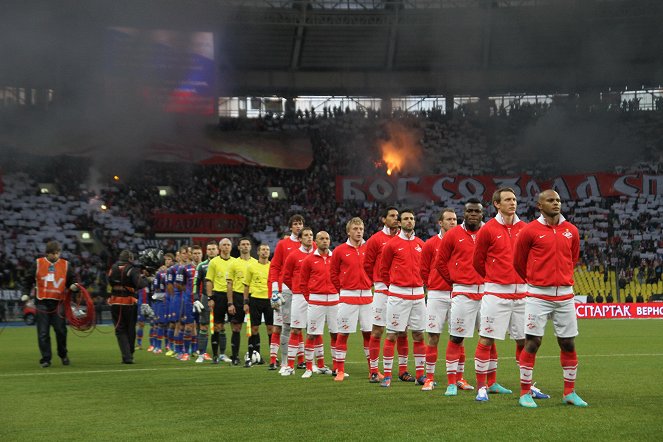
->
[152, 214, 247, 234]
[575, 303, 663, 319]
[336, 173, 663, 202]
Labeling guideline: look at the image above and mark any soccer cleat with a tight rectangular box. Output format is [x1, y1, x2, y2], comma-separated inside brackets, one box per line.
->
[456, 378, 475, 390]
[180, 353, 190, 362]
[332, 370, 350, 378]
[302, 370, 313, 379]
[40, 361, 51, 368]
[203, 353, 212, 361]
[380, 376, 392, 388]
[369, 373, 381, 383]
[487, 383, 513, 394]
[334, 371, 346, 382]
[147, 346, 155, 352]
[519, 393, 538, 408]
[231, 358, 240, 366]
[195, 354, 205, 363]
[153, 348, 163, 354]
[165, 350, 175, 357]
[135, 345, 142, 351]
[562, 391, 588, 407]
[530, 383, 550, 399]
[398, 371, 416, 382]
[421, 379, 435, 391]
[212, 356, 219, 364]
[444, 384, 458, 396]
[61, 357, 70, 366]
[415, 376, 427, 386]
[281, 367, 295, 376]
[278, 365, 287, 375]
[297, 362, 307, 370]
[219, 354, 232, 363]
[316, 366, 333, 375]
[268, 363, 278, 371]
[475, 386, 489, 402]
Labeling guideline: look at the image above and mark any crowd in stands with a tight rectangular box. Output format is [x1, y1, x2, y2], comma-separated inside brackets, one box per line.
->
[1, 100, 662, 308]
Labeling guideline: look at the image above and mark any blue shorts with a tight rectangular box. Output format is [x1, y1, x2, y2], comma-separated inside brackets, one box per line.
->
[153, 300, 166, 324]
[169, 292, 182, 322]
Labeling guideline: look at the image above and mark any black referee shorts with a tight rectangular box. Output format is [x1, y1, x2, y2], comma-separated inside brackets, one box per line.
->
[249, 296, 273, 326]
[212, 291, 228, 325]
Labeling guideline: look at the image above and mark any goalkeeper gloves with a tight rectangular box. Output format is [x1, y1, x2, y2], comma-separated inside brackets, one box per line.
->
[193, 300, 205, 313]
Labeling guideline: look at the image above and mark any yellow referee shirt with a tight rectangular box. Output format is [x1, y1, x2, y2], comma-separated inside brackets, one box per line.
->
[228, 256, 256, 293]
[243, 259, 270, 299]
[206, 256, 235, 292]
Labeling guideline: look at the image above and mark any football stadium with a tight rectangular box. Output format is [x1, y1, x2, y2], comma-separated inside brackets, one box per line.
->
[1, 1, 662, 440]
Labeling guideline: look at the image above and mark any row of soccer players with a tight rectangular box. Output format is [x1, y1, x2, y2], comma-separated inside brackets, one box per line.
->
[136, 187, 586, 408]
[264, 187, 587, 408]
[136, 238, 273, 365]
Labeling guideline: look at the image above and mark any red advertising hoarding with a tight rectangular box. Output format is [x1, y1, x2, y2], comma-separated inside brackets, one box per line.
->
[575, 303, 663, 319]
[152, 213, 247, 234]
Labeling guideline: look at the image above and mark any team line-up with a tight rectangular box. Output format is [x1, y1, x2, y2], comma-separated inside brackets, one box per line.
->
[139, 187, 588, 409]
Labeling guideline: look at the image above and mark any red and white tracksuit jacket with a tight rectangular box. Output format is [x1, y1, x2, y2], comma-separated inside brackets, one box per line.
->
[300, 249, 338, 306]
[380, 230, 425, 300]
[330, 240, 372, 305]
[473, 213, 526, 299]
[268, 234, 301, 292]
[363, 226, 398, 293]
[281, 245, 313, 296]
[435, 222, 484, 300]
[421, 231, 453, 294]
[513, 214, 579, 301]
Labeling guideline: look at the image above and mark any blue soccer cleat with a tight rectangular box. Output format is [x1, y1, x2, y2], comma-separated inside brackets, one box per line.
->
[444, 384, 458, 396]
[475, 386, 489, 402]
[380, 376, 392, 388]
[530, 383, 550, 399]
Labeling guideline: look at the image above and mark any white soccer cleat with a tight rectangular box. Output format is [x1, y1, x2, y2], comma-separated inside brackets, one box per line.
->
[315, 366, 333, 375]
[281, 367, 294, 377]
[195, 354, 205, 363]
[301, 370, 313, 379]
[218, 355, 232, 363]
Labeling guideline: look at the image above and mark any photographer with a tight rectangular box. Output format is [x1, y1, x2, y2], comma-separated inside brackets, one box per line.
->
[107, 250, 152, 364]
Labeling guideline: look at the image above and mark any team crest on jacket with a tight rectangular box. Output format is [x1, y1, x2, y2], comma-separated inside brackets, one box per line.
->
[563, 230, 573, 239]
[414, 245, 422, 252]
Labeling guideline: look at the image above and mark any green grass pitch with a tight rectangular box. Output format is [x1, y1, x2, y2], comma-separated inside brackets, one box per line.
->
[1, 319, 662, 441]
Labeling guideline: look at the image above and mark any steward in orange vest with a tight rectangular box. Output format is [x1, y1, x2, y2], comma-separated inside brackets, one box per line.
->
[25, 240, 77, 368]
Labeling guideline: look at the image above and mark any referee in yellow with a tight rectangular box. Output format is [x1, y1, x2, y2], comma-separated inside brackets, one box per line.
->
[243, 243, 272, 367]
[205, 238, 234, 364]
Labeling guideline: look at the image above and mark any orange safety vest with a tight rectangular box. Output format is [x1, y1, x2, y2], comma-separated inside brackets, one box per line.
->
[108, 263, 138, 306]
[35, 257, 69, 301]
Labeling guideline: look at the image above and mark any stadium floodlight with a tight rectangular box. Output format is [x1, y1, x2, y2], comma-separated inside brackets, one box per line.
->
[267, 187, 287, 201]
[38, 183, 57, 195]
[157, 186, 173, 197]
[78, 231, 94, 244]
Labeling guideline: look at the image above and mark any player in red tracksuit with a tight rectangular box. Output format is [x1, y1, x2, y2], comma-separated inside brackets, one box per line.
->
[435, 198, 484, 397]
[472, 187, 548, 402]
[330, 217, 373, 382]
[513, 189, 587, 408]
[267, 214, 304, 370]
[419, 208, 457, 391]
[280, 227, 314, 376]
[378, 209, 426, 388]
[363, 206, 409, 382]
[299, 231, 338, 379]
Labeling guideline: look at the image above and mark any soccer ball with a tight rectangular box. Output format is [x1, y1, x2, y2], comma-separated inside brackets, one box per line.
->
[251, 351, 263, 364]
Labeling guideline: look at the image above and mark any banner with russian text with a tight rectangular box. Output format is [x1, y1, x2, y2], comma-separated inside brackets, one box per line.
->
[152, 214, 247, 234]
[336, 173, 663, 202]
[575, 303, 663, 319]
